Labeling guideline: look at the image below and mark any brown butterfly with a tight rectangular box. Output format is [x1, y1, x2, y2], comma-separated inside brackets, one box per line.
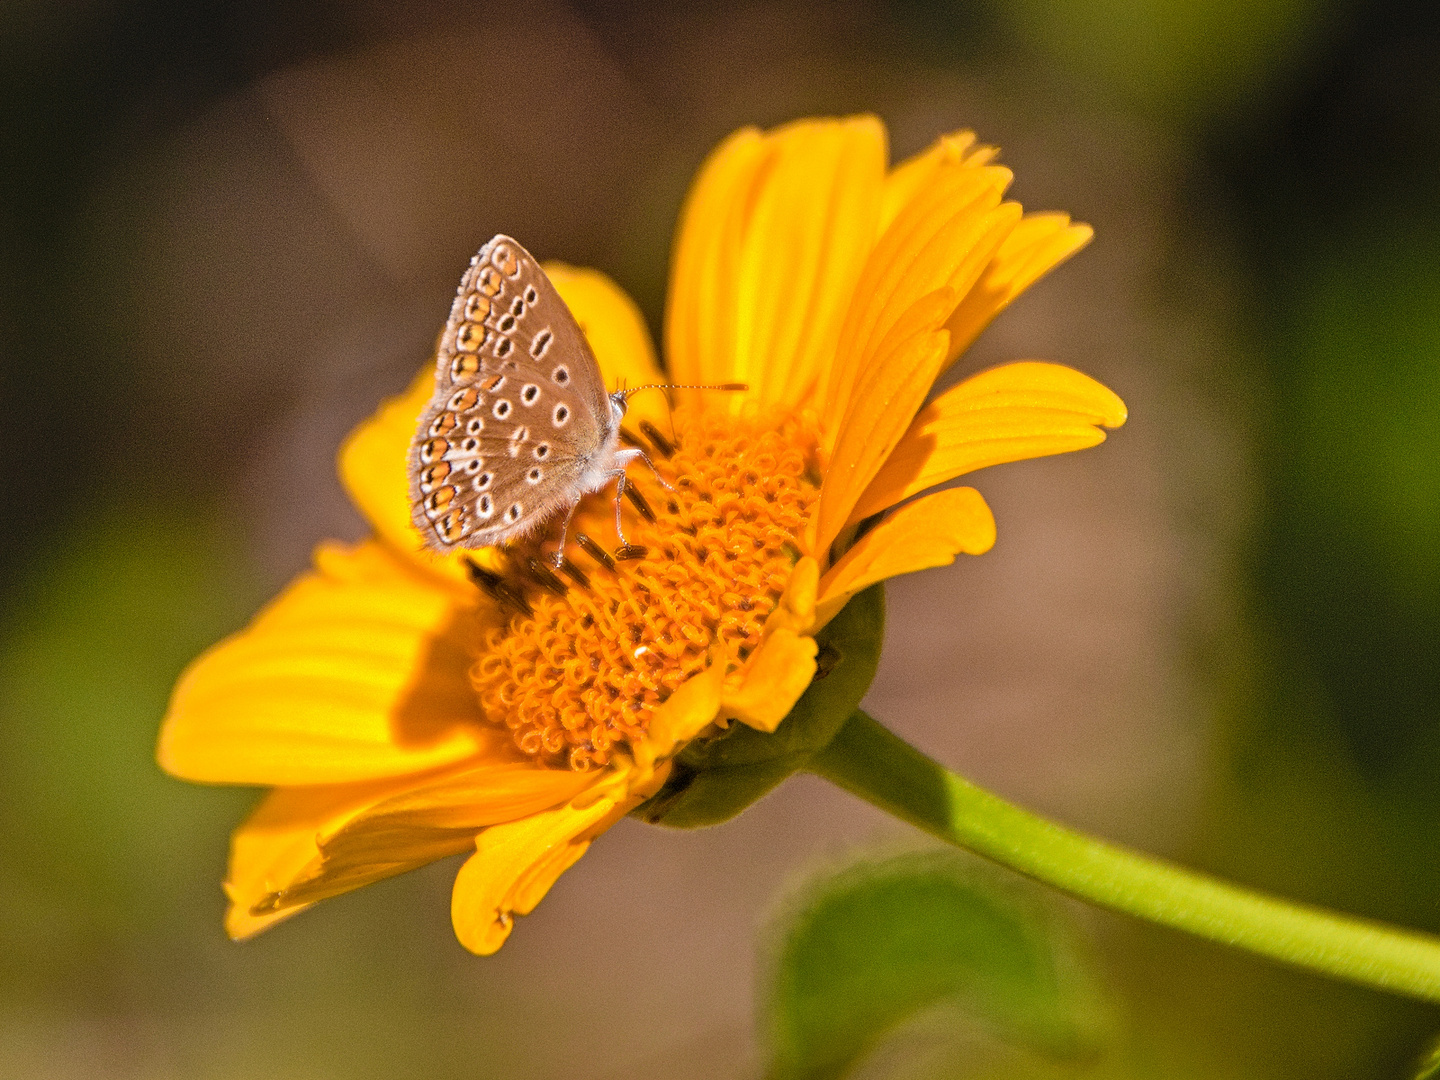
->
[408, 235, 739, 564]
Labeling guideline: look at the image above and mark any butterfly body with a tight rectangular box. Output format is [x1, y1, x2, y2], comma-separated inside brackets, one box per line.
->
[408, 235, 641, 555]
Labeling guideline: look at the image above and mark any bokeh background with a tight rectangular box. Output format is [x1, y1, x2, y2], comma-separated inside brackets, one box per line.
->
[3, 1, 1439, 1076]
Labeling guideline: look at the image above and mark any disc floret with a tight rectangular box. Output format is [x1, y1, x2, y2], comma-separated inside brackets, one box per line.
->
[470, 407, 819, 771]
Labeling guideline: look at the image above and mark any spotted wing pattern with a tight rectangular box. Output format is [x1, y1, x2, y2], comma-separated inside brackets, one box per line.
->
[408, 235, 612, 551]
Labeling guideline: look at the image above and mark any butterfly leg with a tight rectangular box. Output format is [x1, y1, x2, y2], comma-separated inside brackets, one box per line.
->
[606, 449, 656, 558]
[631, 448, 675, 492]
[550, 499, 580, 568]
[606, 448, 645, 547]
[612, 471, 632, 547]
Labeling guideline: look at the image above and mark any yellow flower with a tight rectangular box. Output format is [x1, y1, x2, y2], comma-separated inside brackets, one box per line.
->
[158, 116, 1126, 955]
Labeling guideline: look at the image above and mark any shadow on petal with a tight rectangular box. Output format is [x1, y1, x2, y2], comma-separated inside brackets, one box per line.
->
[390, 604, 493, 750]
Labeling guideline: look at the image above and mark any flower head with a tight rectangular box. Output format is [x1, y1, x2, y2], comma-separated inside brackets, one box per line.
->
[158, 116, 1126, 954]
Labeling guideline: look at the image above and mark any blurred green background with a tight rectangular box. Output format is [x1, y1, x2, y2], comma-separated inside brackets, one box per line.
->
[3, 0, 1440, 1077]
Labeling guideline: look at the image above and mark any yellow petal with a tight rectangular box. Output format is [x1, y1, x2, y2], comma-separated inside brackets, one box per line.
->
[224, 776, 423, 940]
[339, 264, 662, 586]
[642, 650, 726, 765]
[720, 628, 819, 733]
[848, 362, 1127, 522]
[256, 760, 594, 913]
[225, 756, 593, 940]
[946, 213, 1093, 360]
[665, 118, 886, 411]
[732, 117, 887, 409]
[814, 291, 954, 558]
[159, 539, 498, 785]
[665, 126, 770, 390]
[880, 129, 991, 232]
[324, 759, 593, 839]
[820, 155, 1018, 439]
[816, 487, 996, 626]
[766, 555, 820, 637]
[450, 787, 635, 955]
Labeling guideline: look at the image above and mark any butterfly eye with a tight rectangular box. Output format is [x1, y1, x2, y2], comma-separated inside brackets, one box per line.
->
[464, 293, 491, 321]
[534, 444, 550, 459]
[424, 486, 456, 513]
[530, 329, 553, 359]
[495, 338, 513, 359]
[465, 459, 482, 473]
[437, 509, 465, 542]
[498, 314, 516, 333]
[478, 494, 493, 517]
[510, 297, 525, 317]
[466, 418, 483, 435]
[492, 245, 519, 277]
[493, 399, 512, 419]
[522, 384, 540, 405]
[526, 467, 543, 484]
[455, 323, 486, 352]
[524, 286, 538, 304]
[506, 503, 522, 523]
[552, 404, 570, 427]
[552, 365, 569, 385]
[475, 472, 492, 491]
[478, 267, 503, 296]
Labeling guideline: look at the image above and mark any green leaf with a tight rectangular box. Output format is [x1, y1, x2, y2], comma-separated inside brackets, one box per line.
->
[1415, 1035, 1440, 1080]
[996, 0, 1327, 123]
[0, 504, 257, 995]
[633, 583, 884, 829]
[762, 849, 1112, 1080]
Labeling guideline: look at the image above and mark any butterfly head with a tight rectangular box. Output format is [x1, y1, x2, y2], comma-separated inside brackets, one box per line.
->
[607, 388, 631, 424]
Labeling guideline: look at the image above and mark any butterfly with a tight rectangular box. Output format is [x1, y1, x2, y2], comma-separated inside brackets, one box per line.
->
[407, 235, 674, 565]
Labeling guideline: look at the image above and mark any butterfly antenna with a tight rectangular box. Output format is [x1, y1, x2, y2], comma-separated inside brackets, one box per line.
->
[621, 382, 747, 399]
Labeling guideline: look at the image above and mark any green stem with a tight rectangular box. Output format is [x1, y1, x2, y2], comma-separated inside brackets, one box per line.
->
[808, 709, 1440, 1004]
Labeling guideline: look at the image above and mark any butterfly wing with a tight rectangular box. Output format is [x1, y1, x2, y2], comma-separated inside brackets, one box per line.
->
[408, 235, 612, 551]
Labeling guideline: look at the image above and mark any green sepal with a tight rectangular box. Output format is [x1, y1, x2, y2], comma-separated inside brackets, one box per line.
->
[632, 584, 884, 828]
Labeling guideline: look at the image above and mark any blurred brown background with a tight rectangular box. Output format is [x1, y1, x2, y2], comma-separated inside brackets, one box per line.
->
[3, 1, 1440, 1077]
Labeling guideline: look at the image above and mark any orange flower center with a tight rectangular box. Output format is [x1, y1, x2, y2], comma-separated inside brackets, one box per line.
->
[469, 406, 819, 771]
